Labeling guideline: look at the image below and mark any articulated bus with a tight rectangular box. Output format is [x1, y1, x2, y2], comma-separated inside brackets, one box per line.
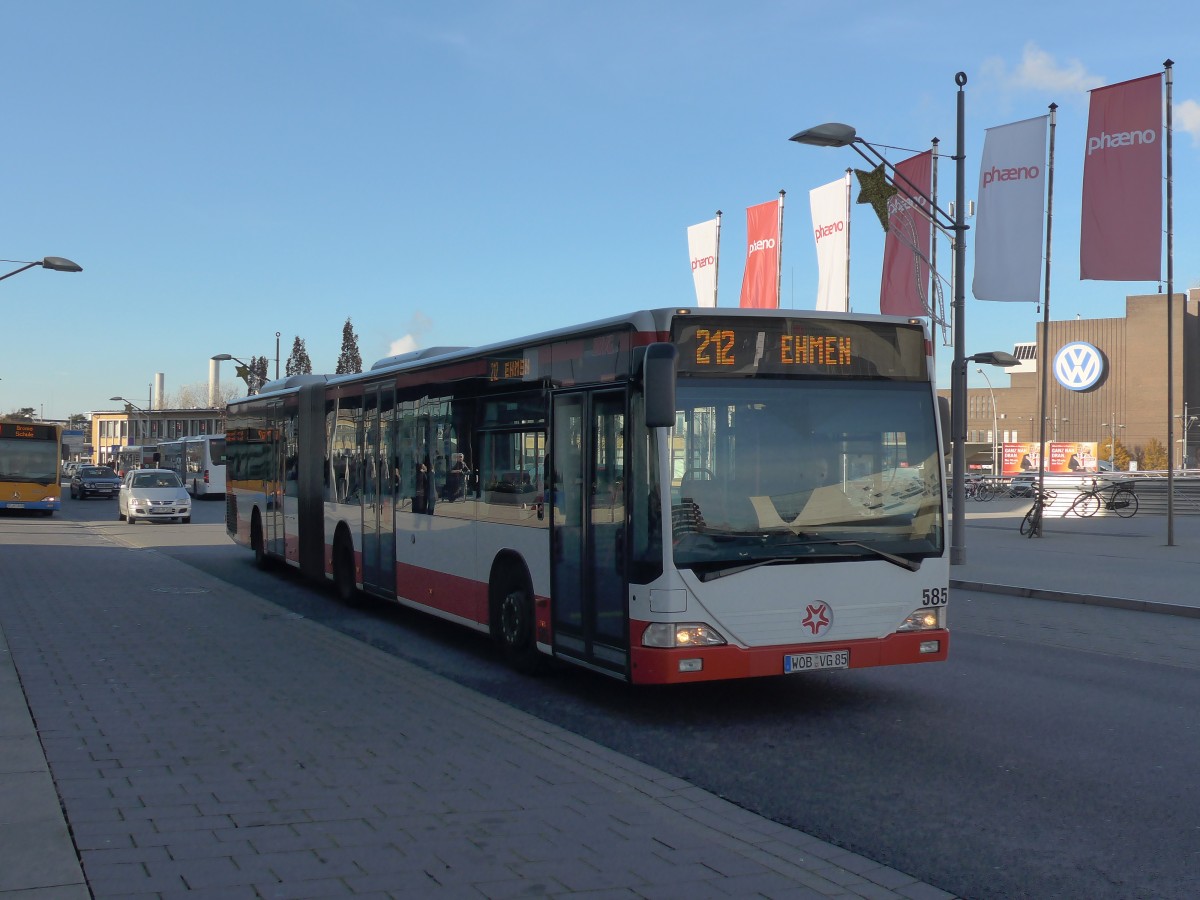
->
[159, 435, 227, 497]
[0, 421, 63, 515]
[225, 308, 948, 684]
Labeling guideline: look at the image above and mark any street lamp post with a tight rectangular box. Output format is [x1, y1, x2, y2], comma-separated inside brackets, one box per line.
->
[0, 256, 83, 282]
[790, 72, 1005, 565]
[1173, 403, 1197, 470]
[109, 396, 149, 446]
[1101, 421, 1125, 471]
[976, 368, 999, 478]
[211, 353, 256, 393]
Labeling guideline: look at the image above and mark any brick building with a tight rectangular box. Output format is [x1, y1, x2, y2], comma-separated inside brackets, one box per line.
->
[940, 290, 1200, 472]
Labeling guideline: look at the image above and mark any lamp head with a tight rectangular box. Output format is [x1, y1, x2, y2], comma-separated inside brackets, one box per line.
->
[968, 351, 1020, 368]
[789, 123, 858, 148]
[41, 256, 82, 273]
[211, 353, 233, 361]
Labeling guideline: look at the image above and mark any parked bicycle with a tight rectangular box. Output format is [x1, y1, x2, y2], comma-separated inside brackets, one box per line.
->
[966, 477, 994, 501]
[1066, 480, 1139, 518]
[1019, 487, 1057, 537]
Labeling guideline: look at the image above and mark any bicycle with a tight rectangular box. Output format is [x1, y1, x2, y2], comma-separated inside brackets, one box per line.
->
[966, 477, 994, 502]
[1067, 480, 1139, 518]
[1019, 487, 1057, 537]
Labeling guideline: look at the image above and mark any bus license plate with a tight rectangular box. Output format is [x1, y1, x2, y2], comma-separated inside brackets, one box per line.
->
[784, 650, 849, 673]
[8, 503, 24, 509]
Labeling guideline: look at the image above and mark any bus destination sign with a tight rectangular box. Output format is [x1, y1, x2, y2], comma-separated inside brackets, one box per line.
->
[673, 318, 927, 379]
[0, 422, 56, 441]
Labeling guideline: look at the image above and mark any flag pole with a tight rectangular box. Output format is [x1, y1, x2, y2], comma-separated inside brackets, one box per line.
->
[843, 169, 852, 310]
[928, 140, 939, 399]
[776, 189, 786, 308]
[1165, 59, 1175, 544]
[1035, 103, 1057, 535]
[714, 210, 723, 308]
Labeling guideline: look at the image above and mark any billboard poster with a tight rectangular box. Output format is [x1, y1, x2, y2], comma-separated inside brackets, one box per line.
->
[1047, 441, 1098, 473]
[1001, 442, 1098, 476]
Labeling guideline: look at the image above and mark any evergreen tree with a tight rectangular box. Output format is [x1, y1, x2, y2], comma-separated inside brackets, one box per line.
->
[285, 337, 313, 376]
[335, 317, 363, 374]
[249, 356, 270, 394]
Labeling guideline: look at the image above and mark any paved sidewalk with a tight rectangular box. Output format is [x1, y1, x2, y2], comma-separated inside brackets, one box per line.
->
[1, 518, 954, 899]
[953, 501, 1200, 615]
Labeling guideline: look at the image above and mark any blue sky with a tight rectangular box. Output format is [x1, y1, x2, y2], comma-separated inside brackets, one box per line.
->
[4, 1, 1199, 419]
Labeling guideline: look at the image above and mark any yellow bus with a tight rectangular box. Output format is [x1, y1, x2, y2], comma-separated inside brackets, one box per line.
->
[0, 420, 63, 515]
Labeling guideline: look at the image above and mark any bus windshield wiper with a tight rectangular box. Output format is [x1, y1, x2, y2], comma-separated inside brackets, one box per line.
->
[694, 540, 920, 582]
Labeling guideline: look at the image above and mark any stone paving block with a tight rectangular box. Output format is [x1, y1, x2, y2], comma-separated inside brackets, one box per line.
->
[0, 819, 86, 893]
[0, 734, 53, 772]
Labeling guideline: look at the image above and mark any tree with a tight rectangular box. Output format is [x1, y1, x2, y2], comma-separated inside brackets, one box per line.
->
[67, 413, 89, 429]
[1097, 437, 1132, 472]
[335, 317, 363, 374]
[8, 407, 36, 421]
[248, 356, 270, 394]
[285, 336, 312, 376]
[1136, 438, 1169, 471]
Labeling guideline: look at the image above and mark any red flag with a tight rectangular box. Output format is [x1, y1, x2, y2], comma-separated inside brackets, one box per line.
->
[880, 151, 932, 316]
[738, 198, 781, 308]
[1080, 73, 1162, 281]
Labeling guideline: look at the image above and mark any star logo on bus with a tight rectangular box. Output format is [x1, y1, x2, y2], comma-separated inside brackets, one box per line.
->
[801, 602, 832, 636]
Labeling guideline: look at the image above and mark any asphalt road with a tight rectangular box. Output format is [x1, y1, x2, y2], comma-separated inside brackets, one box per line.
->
[54, 493, 1200, 899]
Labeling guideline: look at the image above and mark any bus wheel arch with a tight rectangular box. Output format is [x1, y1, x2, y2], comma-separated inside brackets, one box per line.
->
[489, 553, 543, 675]
[332, 524, 359, 605]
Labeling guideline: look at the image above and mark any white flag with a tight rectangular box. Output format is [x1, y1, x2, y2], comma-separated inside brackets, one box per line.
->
[809, 175, 850, 311]
[687, 216, 720, 307]
[973, 116, 1048, 302]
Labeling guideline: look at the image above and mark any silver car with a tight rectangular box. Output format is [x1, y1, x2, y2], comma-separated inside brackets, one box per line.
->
[118, 468, 192, 524]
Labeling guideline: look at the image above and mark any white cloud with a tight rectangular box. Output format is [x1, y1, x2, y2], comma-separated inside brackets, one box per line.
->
[387, 310, 433, 356]
[1176, 99, 1200, 147]
[986, 42, 1104, 97]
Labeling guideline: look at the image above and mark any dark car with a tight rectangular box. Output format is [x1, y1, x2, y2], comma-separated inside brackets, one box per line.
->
[71, 465, 122, 499]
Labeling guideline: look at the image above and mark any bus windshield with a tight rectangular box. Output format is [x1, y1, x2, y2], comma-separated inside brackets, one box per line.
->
[0, 438, 60, 484]
[670, 379, 943, 572]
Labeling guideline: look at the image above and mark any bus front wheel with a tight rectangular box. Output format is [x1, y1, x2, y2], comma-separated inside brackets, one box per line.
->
[493, 566, 543, 675]
[251, 513, 269, 569]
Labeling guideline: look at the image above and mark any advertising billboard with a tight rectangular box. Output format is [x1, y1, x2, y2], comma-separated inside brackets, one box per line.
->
[1002, 442, 1098, 476]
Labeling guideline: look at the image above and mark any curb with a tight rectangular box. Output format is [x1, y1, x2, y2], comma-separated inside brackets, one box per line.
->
[950, 579, 1200, 619]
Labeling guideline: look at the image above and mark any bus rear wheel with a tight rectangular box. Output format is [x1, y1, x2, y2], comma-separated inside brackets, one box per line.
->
[333, 533, 358, 605]
[493, 567, 543, 675]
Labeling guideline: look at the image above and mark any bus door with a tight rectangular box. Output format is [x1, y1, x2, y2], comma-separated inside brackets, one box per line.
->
[550, 390, 628, 676]
[265, 401, 285, 557]
[362, 384, 397, 597]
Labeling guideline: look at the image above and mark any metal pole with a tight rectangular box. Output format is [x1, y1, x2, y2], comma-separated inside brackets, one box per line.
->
[1165, 60, 1175, 544]
[1035, 104, 1056, 536]
[276, 332, 281, 380]
[978, 368, 998, 477]
[950, 72, 968, 566]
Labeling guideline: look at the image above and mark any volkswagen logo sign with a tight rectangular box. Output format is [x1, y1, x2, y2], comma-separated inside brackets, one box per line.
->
[1053, 342, 1105, 391]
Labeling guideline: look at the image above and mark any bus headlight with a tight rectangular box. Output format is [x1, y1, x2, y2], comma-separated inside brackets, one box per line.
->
[897, 609, 943, 632]
[642, 622, 727, 648]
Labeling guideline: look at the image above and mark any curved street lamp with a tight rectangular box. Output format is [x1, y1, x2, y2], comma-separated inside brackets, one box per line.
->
[790, 72, 980, 564]
[0, 256, 83, 282]
[109, 396, 150, 444]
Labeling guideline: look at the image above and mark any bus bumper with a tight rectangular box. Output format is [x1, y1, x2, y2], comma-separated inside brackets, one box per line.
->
[628, 629, 949, 685]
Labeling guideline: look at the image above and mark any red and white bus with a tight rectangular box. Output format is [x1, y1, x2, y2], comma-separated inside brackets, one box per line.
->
[224, 308, 948, 684]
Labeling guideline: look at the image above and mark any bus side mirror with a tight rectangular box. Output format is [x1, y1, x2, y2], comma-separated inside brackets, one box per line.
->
[937, 396, 951, 458]
[641, 342, 677, 429]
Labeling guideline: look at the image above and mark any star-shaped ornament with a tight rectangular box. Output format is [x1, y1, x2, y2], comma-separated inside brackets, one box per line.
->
[854, 165, 899, 232]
